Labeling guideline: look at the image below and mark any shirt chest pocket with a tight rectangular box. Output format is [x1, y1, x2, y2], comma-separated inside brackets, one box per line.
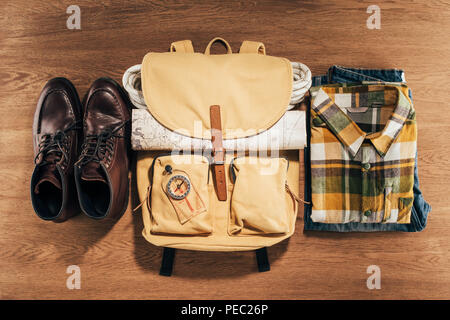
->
[382, 186, 395, 223]
[373, 185, 413, 224]
[361, 183, 403, 224]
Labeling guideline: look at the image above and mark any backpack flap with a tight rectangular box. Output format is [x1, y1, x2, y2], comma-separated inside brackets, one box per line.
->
[140, 38, 293, 140]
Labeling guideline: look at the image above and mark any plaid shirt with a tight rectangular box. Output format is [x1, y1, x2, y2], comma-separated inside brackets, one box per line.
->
[309, 83, 416, 224]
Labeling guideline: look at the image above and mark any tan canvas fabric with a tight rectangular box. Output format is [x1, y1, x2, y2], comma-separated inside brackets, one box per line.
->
[229, 156, 290, 235]
[136, 151, 300, 251]
[135, 38, 302, 252]
[140, 39, 293, 140]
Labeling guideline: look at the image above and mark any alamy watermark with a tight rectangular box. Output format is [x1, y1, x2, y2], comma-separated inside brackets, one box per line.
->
[366, 5, 381, 29]
[66, 5, 81, 30]
[66, 265, 81, 289]
[366, 265, 381, 290]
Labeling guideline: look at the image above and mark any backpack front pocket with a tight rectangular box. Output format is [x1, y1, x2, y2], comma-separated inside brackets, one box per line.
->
[150, 154, 212, 235]
[229, 156, 291, 235]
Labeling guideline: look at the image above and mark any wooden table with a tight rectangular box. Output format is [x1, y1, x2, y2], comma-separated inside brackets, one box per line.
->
[1, 0, 449, 299]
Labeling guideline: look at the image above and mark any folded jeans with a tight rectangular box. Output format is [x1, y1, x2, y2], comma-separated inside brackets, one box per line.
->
[304, 65, 431, 232]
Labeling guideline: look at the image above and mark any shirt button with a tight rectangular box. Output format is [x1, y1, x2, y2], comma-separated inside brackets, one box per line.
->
[362, 163, 371, 170]
[364, 210, 372, 217]
[312, 117, 323, 126]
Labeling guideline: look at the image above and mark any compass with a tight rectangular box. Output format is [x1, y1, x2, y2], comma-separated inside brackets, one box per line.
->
[166, 174, 191, 200]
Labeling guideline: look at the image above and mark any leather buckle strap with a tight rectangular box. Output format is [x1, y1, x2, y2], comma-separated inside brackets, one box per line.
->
[210, 105, 227, 201]
[211, 148, 225, 165]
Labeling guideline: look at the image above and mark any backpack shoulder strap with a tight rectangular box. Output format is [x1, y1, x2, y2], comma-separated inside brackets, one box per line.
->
[255, 247, 271, 272]
[160, 247, 176, 276]
[170, 40, 194, 53]
[158, 247, 270, 276]
[239, 40, 266, 55]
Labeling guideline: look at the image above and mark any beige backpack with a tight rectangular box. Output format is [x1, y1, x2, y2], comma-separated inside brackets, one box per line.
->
[133, 38, 308, 276]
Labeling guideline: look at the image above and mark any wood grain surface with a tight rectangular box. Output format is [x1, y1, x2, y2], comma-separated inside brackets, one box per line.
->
[1, 0, 449, 300]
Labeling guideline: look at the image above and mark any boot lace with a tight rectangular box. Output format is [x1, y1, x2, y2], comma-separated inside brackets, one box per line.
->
[78, 121, 128, 166]
[34, 122, 79, 167]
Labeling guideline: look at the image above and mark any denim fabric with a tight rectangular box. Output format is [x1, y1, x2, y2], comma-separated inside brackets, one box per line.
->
[304, 66, 431, 232]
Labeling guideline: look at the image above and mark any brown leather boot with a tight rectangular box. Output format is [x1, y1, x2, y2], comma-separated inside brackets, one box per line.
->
[31, 77, 82, 222]
[75, 78, 131, 220]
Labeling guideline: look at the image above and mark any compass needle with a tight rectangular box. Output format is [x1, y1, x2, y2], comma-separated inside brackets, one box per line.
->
[166, 174, 191, 200]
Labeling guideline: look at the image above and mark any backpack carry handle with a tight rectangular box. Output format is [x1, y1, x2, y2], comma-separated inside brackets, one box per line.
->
[170, 39, 265, 55]
[204, 37, 232, 55]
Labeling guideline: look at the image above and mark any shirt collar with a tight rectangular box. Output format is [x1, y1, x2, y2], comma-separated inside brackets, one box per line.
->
[311, 85, 412, 157]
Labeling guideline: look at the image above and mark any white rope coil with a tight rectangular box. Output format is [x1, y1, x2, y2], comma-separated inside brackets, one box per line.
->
[288, 62, 312, 109]
[122, 61, 311, 110]
[122, 64, 147, 109]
